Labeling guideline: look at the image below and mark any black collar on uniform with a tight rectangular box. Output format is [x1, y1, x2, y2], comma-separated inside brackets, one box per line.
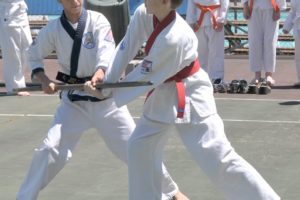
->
[60, 9, 88, 77]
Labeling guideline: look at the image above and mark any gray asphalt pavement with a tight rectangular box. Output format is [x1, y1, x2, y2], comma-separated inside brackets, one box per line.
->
[0, 94, 299, 200]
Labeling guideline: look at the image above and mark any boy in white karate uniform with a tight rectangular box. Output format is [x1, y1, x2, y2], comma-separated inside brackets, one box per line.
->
[88, 0, 282, 199]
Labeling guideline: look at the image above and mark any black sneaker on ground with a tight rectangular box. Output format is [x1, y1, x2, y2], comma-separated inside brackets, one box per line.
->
[258, 79, 271, 95]
[228, 80, 240, 93]
[212, 78, 222, 85]
[238, 79, 248, 94]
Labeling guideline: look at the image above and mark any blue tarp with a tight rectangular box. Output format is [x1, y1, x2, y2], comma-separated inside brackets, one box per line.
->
[25, 0, 63, 15]
[25, 0, 187, 16]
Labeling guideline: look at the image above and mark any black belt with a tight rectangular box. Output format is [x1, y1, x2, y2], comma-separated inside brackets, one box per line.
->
[67, 92, 107, 102]
[56, 72, 106, 102]
[62, 90, 107, 102]
[56, 71, 92, 84]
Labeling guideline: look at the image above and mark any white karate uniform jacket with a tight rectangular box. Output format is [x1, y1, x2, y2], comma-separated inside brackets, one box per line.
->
[241, 0, 286, 11]
[0, 0, 29, 26]
[104, 4, 217, 124]
[28, 9, 115, 97]
[186, 0, 229, 27]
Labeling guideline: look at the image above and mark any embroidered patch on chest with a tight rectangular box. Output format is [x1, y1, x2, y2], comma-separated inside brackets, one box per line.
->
[141, 60, 153, 74]
[82, 32, 95, 49]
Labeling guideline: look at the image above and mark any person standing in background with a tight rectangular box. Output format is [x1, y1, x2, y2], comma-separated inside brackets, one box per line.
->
[282, 0, 300, 87]
[0, 0, 32, 96]
[186, 0, 229, 86]
[243, 0, 286, 86]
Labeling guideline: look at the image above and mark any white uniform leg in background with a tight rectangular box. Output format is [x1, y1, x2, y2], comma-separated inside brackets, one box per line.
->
[248, 9, 278, 73]
[196, 26, 225, 80]
[197, 28, 209, 74]
[128, 114, 280, 200]
[262, 10, 278, 73]
[0, 19, 31, 93]
[294, 32, 300, 81]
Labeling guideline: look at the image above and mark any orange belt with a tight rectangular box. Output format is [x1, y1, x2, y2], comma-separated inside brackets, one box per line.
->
[146, 59, 200, 119]
[194, 4, 220, 32]
[249, 0, 279, 16]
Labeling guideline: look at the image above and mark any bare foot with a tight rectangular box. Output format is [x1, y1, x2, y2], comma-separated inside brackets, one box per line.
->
[17, 91, 30, 96]
[173, 191, 190, 200]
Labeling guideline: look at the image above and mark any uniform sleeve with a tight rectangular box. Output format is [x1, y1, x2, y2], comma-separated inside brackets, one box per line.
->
[27, 23, 56, 72]
[217, 0, 229, 23]
[104, 4, 148, 83]
[94, 14, 116, 71]
[283, 3, 296, 32]
[185, 0, 198, 24]
[276, 0, 287, 10]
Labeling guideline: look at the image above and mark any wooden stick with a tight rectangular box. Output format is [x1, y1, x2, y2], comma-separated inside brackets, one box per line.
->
[0, 82, 42, 88]
[13, 81, 153, 92]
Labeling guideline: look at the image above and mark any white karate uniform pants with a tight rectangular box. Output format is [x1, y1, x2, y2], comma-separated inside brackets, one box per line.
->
[294, 32, 300, 81]
[128, 114, 280, 200]
[248, 9, 279, 73]
[17, 95, 178, 200]
[196, 26, 225, 80]
[0, 8, 31, 92]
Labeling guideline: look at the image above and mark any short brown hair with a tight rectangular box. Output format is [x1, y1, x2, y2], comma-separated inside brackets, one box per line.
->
[171, 0, 183, 9]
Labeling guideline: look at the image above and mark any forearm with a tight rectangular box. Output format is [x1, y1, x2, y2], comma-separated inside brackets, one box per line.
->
[217, 0, 229, 23]
[33, 71, 56, 94]
[33, 71, 51, 85]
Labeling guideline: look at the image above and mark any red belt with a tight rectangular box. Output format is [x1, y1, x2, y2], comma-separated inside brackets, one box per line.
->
[249, 0, 279, 16]
[146, 59, 200, 118]
[194, 4, 220, 32]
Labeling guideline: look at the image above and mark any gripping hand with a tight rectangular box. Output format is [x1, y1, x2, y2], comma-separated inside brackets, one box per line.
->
[84, 81, 106, 99]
